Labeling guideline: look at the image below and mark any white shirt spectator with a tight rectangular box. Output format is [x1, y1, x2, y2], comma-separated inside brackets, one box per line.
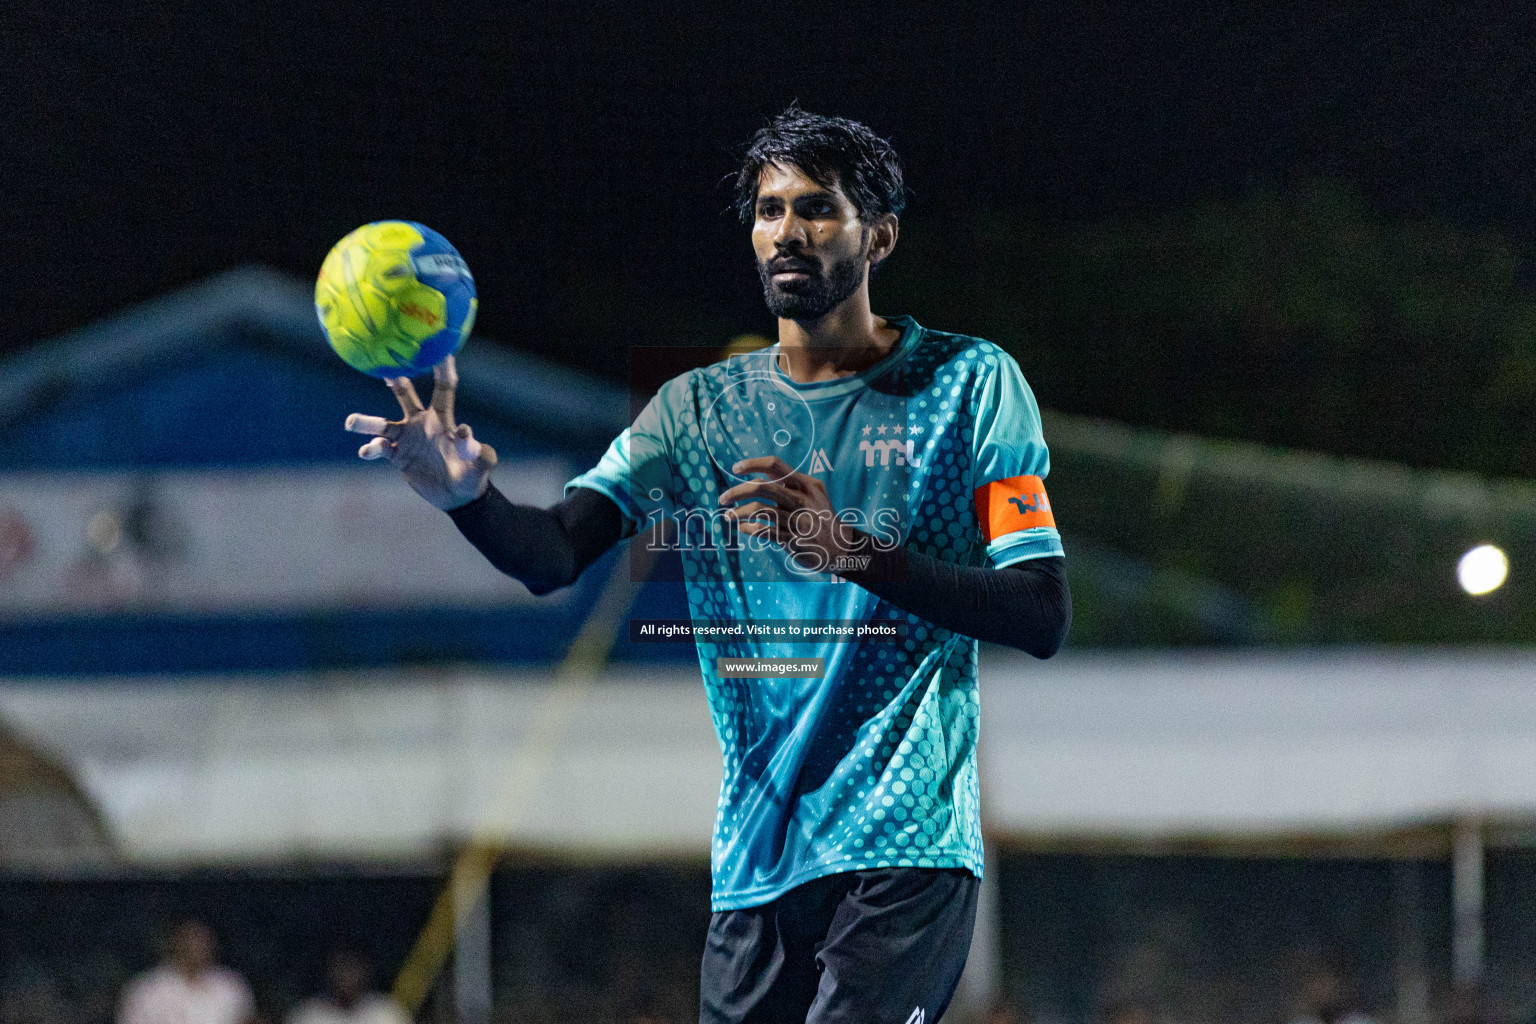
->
[1290, 1014, 1379, 1024]
[119, 965, 255, 1024]
[286, 993, 408, 1024]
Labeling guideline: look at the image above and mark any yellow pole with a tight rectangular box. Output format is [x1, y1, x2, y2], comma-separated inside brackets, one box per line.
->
[392, 537, 661, 1013]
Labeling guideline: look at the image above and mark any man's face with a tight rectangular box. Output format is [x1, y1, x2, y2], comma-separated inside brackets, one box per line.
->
[327, 952, 371, 1005]
[169, 921, 216, 973]
[751, 162, 873, 321]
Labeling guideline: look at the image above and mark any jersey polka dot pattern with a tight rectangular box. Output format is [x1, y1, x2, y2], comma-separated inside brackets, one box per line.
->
[564, 317, 1061, 910]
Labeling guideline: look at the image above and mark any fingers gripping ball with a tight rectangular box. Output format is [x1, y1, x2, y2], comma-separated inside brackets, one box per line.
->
[316, 221, 478, 378]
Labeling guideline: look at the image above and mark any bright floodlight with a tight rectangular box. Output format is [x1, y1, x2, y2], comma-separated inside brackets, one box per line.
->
[1458, 544, 1509, 596]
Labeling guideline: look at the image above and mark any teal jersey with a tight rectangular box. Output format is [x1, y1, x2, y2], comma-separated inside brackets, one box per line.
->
[566, 316, 1063, 911]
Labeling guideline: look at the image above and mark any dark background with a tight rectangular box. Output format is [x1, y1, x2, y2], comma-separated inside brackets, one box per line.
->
[0, 853, 1476, 1024]
[7, 2, 1536, 473]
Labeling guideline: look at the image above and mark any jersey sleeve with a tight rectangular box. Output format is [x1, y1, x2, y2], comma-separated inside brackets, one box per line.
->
[563, 376, 683, 539]
[969, 350, 1064, 568]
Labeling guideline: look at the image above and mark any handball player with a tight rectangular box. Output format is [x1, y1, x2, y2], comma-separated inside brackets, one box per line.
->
[345, 106, 1071, 1023]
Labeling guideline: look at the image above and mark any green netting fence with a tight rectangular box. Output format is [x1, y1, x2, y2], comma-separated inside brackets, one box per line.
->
[1043, 411, 1536, 645]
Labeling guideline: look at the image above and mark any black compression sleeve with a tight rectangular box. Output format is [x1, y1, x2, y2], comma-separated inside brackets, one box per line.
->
[445, 483, 625, 595]
[843, 549, 1071, 658]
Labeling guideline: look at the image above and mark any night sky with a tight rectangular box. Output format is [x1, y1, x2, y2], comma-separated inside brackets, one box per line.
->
[7, 3, 1535, 403]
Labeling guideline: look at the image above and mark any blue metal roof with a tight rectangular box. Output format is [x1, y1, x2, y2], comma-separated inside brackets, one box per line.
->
[0, 267, 691, 675]
[0, 265, 630, 470]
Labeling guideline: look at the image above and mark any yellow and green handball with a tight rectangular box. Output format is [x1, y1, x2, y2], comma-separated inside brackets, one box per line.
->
[315, 220, 477, 378]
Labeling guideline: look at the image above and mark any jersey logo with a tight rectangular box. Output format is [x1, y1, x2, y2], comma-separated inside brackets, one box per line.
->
[808, 448, 835, 474]
[859, 439, 922, 469]
[904, 1008, 925, 1024]
[975, 474, 1056, 542]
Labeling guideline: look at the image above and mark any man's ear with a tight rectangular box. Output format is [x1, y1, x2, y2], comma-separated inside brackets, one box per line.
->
[868, 213, 899, 270]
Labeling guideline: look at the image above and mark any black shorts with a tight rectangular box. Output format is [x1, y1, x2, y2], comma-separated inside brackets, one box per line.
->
[699, 867, 979, 1024]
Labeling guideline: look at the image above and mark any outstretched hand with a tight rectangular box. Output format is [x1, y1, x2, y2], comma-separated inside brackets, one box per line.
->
[344, 356, 498, 510]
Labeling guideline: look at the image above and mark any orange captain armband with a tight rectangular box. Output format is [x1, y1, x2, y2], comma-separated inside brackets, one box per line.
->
[974, 474, 1056, 543]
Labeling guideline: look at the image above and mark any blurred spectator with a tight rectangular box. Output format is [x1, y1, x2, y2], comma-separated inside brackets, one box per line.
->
[1445, 988, 1512, 1024]
[1100, 1000, 1150, 1024]
[980, 1001, 1029, 1024]
[285, 948, 405, 1024]
[1289, 970, 1376, 1024]
[118, 918, 256, 1024]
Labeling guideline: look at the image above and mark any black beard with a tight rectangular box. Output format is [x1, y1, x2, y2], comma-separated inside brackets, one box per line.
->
[757, 245, 869, 321]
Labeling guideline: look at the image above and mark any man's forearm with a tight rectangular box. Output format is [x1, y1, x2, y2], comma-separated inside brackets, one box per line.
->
[842, 549, 1071, 658]
[446, 483, 624, 595]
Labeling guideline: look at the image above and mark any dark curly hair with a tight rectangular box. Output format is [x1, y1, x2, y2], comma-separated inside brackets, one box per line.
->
[733, 104, 907, 226]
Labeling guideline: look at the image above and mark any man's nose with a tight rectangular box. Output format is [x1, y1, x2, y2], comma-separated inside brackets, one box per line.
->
[772, 209, 809, 248]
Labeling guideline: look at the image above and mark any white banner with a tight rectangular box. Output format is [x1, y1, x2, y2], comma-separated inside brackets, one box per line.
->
[0, 462, 575, 618]
[7, 652, 1536, 862]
